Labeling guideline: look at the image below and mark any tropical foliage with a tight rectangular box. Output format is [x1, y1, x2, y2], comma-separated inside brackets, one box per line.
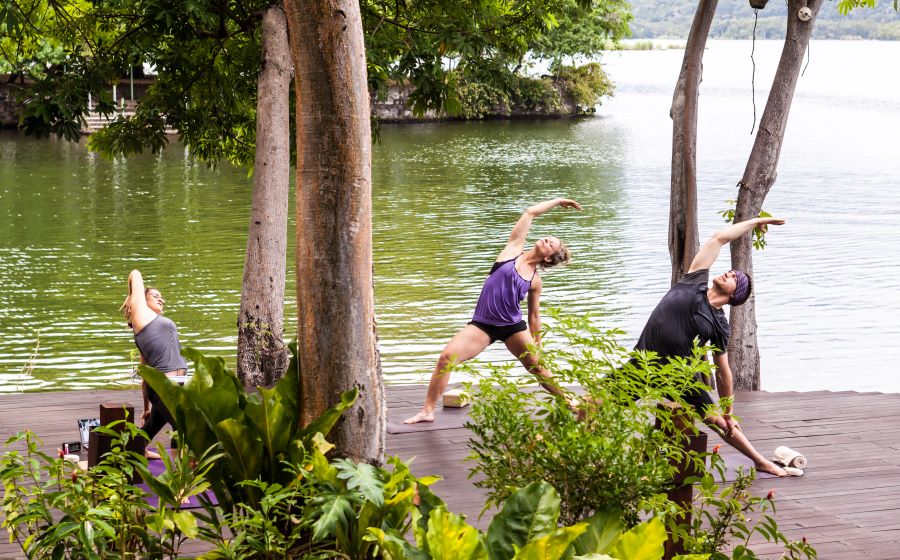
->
[1, 422, 217, 559]
[463, 311, 816, 558]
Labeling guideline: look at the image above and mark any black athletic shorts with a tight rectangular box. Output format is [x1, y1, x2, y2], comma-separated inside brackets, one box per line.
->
[468, 320, 528, 344]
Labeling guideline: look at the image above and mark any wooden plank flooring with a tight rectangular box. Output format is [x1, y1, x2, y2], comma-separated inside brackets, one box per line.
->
[2, 386, 899, 559]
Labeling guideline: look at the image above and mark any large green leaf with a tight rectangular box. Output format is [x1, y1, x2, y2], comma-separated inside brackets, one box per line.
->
[486, 481, 561, 560]
[415, 479, 447, 546]
[572, 555, 616, 560]
[212, 418, 263, 483]
[311, 493, 354, 542]
[335, 459, 385, 507]
[368, 527, 430, 560]
[298, 387, 359, 445]
[511, 525, 587, 560]
[569, 509, 626, 556]
[607, 517, 666, 560]
[425, 508, 488, 560]
[244, 384, 293, 480]
[181, 348, 243, 427]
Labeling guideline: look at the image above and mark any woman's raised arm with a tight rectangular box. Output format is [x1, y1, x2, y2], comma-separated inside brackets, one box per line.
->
[498, 198, 582, 260]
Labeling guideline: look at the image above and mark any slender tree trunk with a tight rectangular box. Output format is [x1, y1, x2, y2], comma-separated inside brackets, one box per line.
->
[729, 0, 821, 390]
[237, 5, 292, 388]
[284, 0, 385, 464]
[669, 0, 717, 286]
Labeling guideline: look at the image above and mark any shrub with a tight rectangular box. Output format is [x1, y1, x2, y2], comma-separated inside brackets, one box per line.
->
[1, 420, 216, 559]
[669, 453, 818, 559]
[554, 62, 615, 112]
[140, 342, 356, 514]
[464, 310, 816, 558]
[465, 313, 711, 525]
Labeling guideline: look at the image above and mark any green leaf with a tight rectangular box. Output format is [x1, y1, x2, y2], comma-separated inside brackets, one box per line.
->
[607, 517, 666, 560]
[173, 510, 199, 538]
[213, 417, 263, 483]
[572, 555, 617, 560]
[486, 481, 561, 560]
[425, 508, 487, 560]
[512, 525, 587, 560]
[368, 527, 430, 560]
[335, 459, 385, 507]
[299, 387, 359, 446]
[570, 509, 626, 555]
[311, 493, 354, 542]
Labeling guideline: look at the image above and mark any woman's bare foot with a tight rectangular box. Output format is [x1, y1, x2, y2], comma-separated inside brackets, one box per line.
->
[403, 409, 435, 424]
[145, 449, 162, 460]
[756, 459, 788, 477]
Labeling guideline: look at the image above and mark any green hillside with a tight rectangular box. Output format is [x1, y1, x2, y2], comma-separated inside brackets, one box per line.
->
[627, 0, 900, 40]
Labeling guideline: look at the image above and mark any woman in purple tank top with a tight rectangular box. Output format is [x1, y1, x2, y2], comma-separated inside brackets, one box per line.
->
[404, 198, 582, 424]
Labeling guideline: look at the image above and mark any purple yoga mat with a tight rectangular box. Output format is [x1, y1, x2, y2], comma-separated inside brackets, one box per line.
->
[716, 452, 779, 482]
[386, 407, 470, 434]
[136, 458, 218, 509]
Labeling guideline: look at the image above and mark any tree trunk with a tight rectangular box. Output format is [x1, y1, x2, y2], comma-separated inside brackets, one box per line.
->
[237, 5, 292, 388]
[284, 0, 385, 464]
[669, 0, 717, 286]
[729, 0, 821, 390]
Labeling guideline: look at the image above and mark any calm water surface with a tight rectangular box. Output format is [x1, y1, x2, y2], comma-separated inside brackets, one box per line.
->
[1, 40, 898, 393]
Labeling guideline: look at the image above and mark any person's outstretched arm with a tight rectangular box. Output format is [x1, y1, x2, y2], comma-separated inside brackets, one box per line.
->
[688, 217, 785, 273]
[497, 198, 582, 261]
[124, 270, 157, 332]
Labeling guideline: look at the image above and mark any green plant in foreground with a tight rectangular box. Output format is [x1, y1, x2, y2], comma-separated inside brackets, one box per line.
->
[465, 313, 713, 525]
[140, 342, 356, 514]
[197, 431, 440, 560]
[667, 452, 817, 560]
[1, 419, 213, 559]
[369, 480, 681, 560]
[464, 310, 816, 559]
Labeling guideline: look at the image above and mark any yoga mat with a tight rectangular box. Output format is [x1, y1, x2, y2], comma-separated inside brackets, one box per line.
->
[136, 458, 218, 509]
[716, 453, 779, 483]
[386, 407, 471, 434]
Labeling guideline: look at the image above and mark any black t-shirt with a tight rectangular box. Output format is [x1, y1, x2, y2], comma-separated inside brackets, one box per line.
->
[634, 269, 730, 358]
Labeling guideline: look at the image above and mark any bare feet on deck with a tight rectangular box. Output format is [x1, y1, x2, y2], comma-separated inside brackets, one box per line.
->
[403, 410, 435, 424]
[756, 459, 788, 477]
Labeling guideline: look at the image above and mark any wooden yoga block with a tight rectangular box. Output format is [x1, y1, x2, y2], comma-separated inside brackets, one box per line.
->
[87, 403, 146, 467]
[442, 388, 470, 408]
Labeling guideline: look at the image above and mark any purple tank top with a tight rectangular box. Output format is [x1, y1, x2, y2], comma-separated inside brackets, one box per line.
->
[472, 256, 532, 326]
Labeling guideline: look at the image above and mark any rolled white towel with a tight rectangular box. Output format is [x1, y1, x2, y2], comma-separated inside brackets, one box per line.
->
[773, 445, 807, 470]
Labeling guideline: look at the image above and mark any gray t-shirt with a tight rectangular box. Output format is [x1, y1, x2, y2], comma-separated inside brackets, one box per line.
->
[634, 269, 730, 358]
[134, 315, 188, 372]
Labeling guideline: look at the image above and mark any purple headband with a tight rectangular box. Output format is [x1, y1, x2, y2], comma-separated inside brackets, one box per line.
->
[729, 270, 751, 306]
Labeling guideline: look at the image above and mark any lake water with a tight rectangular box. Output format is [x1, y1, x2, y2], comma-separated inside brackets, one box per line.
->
[1, 40, 899, 394]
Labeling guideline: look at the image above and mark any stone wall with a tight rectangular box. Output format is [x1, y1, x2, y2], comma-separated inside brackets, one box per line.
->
[372, 82, 581, 123]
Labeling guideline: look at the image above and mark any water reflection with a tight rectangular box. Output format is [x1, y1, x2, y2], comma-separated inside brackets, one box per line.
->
[1, 41, 900, 393]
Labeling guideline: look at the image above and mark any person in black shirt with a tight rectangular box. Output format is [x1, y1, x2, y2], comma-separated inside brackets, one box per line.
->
[633, 217, 788, 477]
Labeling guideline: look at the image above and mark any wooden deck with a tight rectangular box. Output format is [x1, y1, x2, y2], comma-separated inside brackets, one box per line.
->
[2, 386, 899, 559]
